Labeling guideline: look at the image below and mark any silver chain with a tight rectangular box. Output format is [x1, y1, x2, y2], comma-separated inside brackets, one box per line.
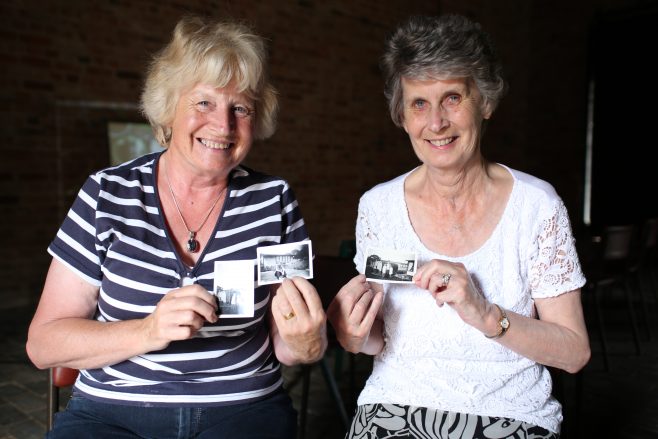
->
[162, 156, 226, 252]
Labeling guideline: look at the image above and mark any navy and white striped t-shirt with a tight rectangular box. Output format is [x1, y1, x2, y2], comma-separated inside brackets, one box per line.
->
[48, 152, 309, 407]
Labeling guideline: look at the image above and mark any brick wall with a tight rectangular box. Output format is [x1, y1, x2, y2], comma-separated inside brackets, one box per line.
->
[0, 0, 650, 308]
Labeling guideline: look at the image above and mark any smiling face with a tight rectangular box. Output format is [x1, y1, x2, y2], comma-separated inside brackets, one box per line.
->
[401, 77, 492, 171]
[167, 82, 255, 178]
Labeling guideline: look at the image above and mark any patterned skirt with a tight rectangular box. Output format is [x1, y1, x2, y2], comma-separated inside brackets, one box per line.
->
[346, 404, 559, 439]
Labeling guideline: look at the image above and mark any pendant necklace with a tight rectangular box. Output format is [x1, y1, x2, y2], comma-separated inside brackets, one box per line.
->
[163, 157, 226, 253]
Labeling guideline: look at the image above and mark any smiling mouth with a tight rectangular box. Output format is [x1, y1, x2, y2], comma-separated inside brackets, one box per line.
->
[199, 138, 233, 150]
[428, 136, 457, 147]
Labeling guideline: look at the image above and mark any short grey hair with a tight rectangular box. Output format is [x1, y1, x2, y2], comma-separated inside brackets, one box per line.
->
[141, 16, 278, 146]
[381, 14, 507, 127]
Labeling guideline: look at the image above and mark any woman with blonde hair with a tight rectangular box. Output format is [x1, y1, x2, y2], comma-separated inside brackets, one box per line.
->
[27, 16, 326, 438]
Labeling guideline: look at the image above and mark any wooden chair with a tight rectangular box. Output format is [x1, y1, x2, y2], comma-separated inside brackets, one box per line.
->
[47, 367, 79, 430]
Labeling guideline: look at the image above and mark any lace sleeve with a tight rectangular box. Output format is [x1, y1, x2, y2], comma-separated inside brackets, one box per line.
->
[529, 200, 586, 298]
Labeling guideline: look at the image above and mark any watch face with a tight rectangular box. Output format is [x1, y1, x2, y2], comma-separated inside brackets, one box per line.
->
[501, 318, 510, 329]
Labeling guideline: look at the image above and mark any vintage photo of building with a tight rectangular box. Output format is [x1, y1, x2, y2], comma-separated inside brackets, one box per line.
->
[364, 247, 417, 283]
[257, 241, 313, 285]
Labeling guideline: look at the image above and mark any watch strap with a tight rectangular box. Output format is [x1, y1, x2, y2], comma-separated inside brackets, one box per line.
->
[484, 303, 509, 339]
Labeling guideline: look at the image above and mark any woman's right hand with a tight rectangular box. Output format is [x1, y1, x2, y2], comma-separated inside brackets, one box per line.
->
[142, 285, 218, 351]
[27, 259, 218, 370]
[327, 274, 384, 354]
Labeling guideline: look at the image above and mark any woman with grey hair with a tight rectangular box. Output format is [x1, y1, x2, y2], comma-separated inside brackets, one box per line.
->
[328, 14, 589, 438]
[27, 16, 326, 438]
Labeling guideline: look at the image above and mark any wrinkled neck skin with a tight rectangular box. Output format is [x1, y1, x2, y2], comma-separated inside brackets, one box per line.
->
[412, 152, 494, 210]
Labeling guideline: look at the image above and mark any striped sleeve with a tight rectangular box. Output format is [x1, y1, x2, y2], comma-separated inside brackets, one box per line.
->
[48, 175, 104, 286]
[280, 181, 308, 243]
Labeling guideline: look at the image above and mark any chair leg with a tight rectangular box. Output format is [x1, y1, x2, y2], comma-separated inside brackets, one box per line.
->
[640, 265, 658, 317]
[298, 365, 311, 439]
[623, 278, 642, 355]
[47, 369, 58, 431]
[634, 271, 653, 340]
[643, 257, 658, 306]
[333, 348, 344, 379]
[592, 285, 610, 371]
[319, 357, 350, 430]
[348, 353, 356, 414]
[593, 286, 610, 372]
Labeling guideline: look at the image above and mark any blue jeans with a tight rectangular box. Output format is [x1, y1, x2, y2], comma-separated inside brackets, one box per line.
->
[47, 390, 297, 439]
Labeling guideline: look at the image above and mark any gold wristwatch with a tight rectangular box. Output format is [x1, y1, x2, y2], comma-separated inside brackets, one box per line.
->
[485, 304, 509, 339]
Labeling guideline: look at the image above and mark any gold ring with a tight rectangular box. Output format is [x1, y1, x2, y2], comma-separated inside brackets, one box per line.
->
[442, 273, 452, 286]
[283, 311, 296, 320]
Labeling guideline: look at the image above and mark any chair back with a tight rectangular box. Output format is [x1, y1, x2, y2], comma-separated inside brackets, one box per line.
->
[585, 224, 636, 283]
[52, 366, 79, 387]
[602, 224, 635, 262]
[48, 367, 79, 430]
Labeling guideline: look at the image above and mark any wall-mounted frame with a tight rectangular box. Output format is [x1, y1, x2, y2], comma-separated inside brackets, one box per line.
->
[107, 121, 163, 166]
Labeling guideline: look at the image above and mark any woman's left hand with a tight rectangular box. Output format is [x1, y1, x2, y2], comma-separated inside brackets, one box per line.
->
[413, 260, 494, 328]
[270, 277, 327, 365]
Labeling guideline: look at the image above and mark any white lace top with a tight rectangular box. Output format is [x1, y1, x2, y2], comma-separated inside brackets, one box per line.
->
[353, 165, 586, 433]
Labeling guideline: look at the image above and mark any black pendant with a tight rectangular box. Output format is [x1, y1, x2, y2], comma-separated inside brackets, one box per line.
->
[186, 238, 199, 253]
[186, 232, 199, 253]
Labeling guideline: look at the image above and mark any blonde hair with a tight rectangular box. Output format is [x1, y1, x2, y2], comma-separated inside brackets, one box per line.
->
[141, 16, 278, 145]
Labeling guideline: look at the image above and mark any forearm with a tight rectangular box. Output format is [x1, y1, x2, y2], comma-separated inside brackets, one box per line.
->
[26, 317, 153, 370]
[492, 311, 590, 373]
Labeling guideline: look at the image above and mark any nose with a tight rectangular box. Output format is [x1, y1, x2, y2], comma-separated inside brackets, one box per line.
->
[428, 105, 448, 132]
[210, 106, 236, 134]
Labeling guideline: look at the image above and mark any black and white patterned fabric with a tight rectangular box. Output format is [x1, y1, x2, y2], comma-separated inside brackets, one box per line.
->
[347, 404, 559, 439]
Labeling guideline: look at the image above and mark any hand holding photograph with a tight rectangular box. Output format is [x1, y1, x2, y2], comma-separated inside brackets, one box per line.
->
[364, 247, 417, 284]
[257, 241, 313, 285]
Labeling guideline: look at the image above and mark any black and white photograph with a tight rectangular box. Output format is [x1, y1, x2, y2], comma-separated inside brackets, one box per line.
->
[257, 241, 313, 285]
[213, 260, 255, 318]
[364, 247, 417, 284]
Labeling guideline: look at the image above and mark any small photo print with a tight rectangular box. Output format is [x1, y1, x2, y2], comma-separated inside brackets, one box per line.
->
[213, 260, 255, 318]
[364, 247, 417, 284]
[257, 241, 314, 285]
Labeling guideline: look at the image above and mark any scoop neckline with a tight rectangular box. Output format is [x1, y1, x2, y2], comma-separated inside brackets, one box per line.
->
[399, 164, 516, 261]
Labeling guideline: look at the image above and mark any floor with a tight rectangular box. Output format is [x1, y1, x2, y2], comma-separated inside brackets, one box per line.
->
[1, 284, 658, 439]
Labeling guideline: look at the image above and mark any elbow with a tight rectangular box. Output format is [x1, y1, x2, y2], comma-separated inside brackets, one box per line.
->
[564, 344, 591, 374]
[573, 346, 592, 374]
[25, 338, 49, 370]
[26, 323, 57, 370]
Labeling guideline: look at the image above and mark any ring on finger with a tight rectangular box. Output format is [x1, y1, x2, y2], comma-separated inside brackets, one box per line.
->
[442, 273, 452, 287]
[283, 311, 296, 320]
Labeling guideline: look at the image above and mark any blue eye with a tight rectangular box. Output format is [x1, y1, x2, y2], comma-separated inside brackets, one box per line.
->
[233, 105, 254, 118]
[444, 95, 461, 106]
[196, 101, 212, 111]
[412, 99, 426, 109]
